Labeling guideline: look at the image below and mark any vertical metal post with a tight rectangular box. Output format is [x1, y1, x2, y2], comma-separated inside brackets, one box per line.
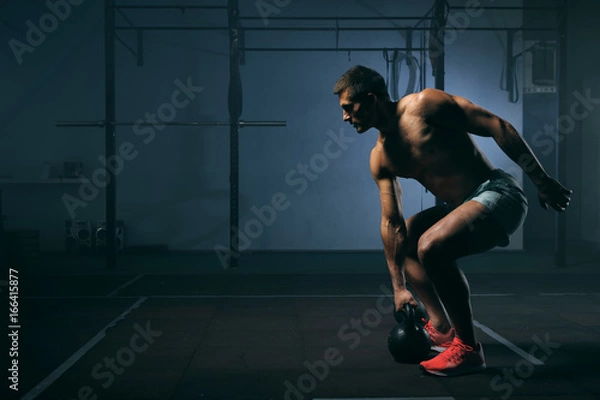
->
[506, 30, 514, 101]
[555, 1, 568, 268]
[433, 0, 445, 92]
[105, 0, 117, 269]
[0, 189, 4, 267]
[228, 0, 242, 269]
[432, 0, 446, 206]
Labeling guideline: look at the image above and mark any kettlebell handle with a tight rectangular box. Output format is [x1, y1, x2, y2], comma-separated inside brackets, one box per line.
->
[403, 303, 416, 323]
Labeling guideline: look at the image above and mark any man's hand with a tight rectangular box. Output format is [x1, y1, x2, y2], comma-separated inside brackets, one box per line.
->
[537, 176, 572, 211]
[394, 288, 419, 313]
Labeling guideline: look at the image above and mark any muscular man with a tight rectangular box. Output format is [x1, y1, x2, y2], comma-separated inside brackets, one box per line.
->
[333, 65, 572, 376]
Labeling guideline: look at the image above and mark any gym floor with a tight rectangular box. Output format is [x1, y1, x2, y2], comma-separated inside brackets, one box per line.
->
[7, 247, 600, 400]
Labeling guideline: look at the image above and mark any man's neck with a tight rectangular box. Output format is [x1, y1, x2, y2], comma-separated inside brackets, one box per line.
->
[375, 101, 401, 139]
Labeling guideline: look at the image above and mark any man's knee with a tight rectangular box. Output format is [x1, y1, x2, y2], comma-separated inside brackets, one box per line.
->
[405, 215, 433, 258]
[417, 234, 446, 267]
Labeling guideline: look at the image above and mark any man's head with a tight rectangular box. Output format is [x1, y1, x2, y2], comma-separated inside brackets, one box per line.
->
[333, 65, 390, 134]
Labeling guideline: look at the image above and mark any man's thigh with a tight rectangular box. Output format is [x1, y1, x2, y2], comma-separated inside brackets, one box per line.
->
[419, 200, 508, 261]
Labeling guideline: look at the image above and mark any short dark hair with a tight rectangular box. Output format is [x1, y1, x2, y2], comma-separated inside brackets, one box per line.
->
[333, 65, 390, 102]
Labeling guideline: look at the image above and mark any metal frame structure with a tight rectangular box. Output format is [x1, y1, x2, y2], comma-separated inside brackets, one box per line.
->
[556, 0, 568, 268]
[60, 1, 566, 269]
[105, 0, 116, 270]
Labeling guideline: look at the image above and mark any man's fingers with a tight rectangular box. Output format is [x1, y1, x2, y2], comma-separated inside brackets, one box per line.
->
[556, 195, 571, 208]
[550, 202, 566, 212]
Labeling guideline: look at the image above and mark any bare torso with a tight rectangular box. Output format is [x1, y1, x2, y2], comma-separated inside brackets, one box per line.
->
[372, 92, 496, 207]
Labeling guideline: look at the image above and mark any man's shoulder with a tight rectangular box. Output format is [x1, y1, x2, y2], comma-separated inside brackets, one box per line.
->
[401, 88, 454, 116]
[414, 88, 450, 105]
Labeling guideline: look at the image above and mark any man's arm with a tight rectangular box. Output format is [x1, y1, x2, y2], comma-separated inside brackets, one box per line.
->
[370, 147, 407, 293]
[419, 88, 572, 211]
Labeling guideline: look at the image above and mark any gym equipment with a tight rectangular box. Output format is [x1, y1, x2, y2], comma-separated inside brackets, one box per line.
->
[388, 304, 431, 363]
[394, 298, 428, 324]
[66, 220, 92, 255]
[95, 220, 125, 254]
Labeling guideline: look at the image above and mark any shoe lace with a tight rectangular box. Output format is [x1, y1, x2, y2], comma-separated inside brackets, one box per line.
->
[423, 320, 448, 342]
[444, 341, 473, 363]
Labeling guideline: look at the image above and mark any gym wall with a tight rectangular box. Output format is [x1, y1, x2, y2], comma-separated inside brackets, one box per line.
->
[0, 0, 538, 252]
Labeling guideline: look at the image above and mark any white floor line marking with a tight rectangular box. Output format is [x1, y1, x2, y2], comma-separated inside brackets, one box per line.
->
[22, 293, 515, 300]
[539, 292, 589, 296]
[473, 319, 544, 366]
[314, 397, 455, 400]
[106, 274, 144, 297]
[21, 297, 148, 400]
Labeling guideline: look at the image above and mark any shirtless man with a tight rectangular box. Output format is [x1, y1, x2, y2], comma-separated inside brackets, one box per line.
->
[333, 65, 572, 376]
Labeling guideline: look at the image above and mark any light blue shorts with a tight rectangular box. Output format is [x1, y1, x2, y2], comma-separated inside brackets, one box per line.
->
[465, 169, 528, 244]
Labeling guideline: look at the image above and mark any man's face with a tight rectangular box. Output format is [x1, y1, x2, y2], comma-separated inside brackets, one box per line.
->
[339, 90, 374, 134]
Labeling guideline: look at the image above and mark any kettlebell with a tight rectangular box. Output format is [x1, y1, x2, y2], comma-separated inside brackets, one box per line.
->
[388, 304, 431, 363]
[394, 299, 428, 324]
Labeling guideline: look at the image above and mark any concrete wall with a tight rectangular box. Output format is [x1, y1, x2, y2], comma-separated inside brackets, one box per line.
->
[0, 0, 530, 252]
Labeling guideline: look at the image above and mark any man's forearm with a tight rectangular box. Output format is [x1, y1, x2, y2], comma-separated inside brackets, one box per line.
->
[381, 220, 407, 292]
[495, 120, 549, 186]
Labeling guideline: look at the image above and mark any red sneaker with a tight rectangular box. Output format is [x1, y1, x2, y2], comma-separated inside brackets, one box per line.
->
[420, 336, 486, 377]
[423, 320, 455, 352]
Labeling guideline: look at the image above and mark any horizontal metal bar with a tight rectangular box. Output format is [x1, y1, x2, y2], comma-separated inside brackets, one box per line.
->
[243, 26, 558, 32]
[239, 16, 431, 21]
[116, 26, 228, 31]
[448, 6, 558, 10]
[244, 27, 429, 31]
[115, 26, 557, 32]
[116, 5, 227, 10]
[242, 47, 429, 52]
[56, 121, 286, 128]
